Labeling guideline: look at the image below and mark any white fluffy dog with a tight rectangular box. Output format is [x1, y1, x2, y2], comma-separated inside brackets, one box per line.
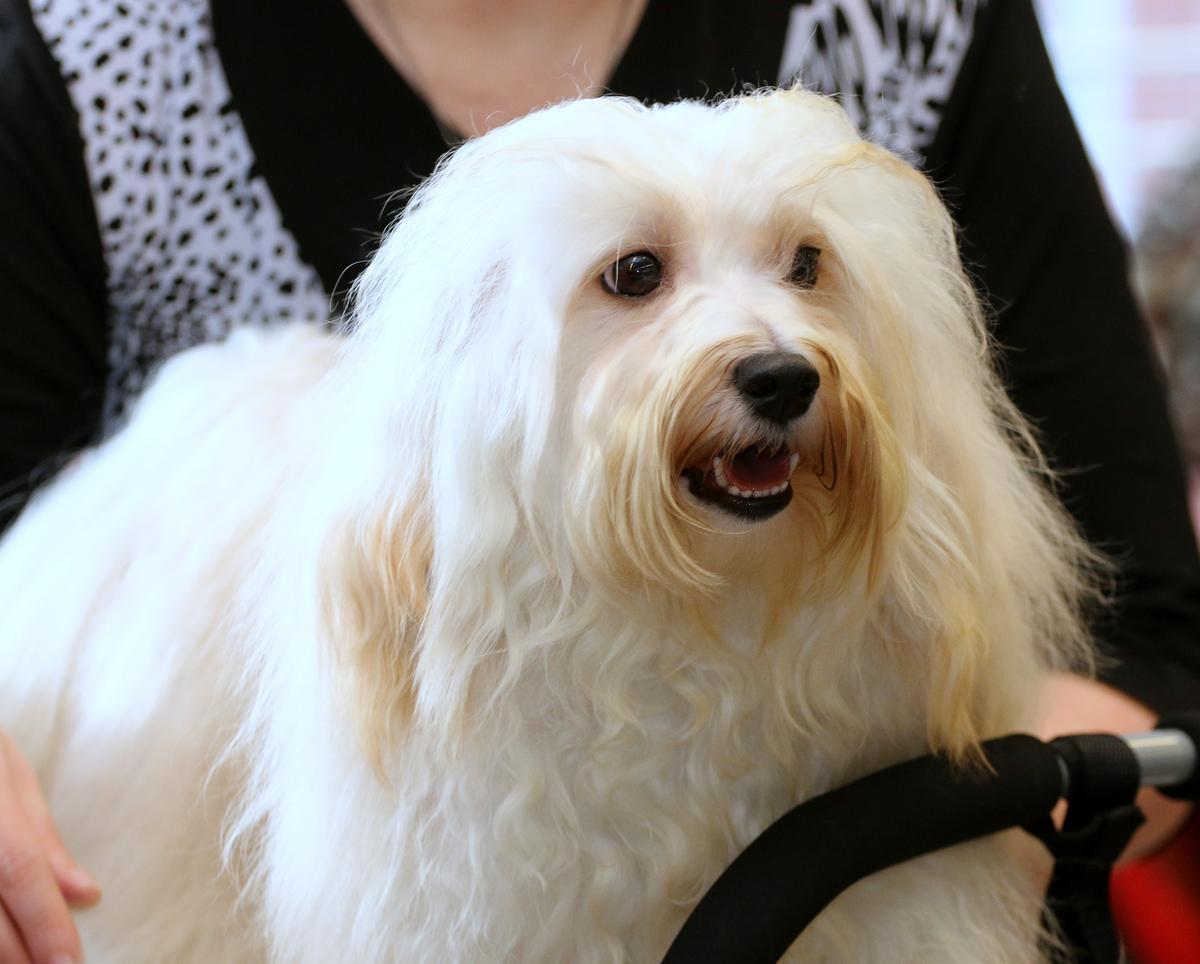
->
[0, 89, 1094, 962]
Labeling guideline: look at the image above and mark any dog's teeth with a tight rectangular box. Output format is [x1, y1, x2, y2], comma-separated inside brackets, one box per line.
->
[711, 453, 796, 500]
[720, 481, 791, 499]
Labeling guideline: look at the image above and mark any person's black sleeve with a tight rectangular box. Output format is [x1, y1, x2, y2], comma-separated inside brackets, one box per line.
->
[924, 0, 1200, 713]
[0, 0, 107, 533]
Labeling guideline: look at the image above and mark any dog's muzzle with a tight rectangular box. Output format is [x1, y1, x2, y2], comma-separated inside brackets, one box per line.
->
[681, 351, 819, 522]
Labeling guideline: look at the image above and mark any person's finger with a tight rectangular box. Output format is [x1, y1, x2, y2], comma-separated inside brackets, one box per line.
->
[0, 741, 83, 964]
[4, 742, 99, 908]
[0, 903, 34, 964]
[56, 870, 102, 911]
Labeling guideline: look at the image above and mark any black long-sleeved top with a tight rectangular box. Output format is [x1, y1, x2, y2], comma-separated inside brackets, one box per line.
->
[1, 0, 1198, 711]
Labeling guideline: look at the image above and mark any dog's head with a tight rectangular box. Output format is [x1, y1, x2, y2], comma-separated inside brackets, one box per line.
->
[347, 91, 968, 594]
[331, 90, 1091, 754]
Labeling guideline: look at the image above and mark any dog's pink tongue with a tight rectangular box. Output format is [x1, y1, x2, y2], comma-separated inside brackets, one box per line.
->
[726, 450, 792, 490]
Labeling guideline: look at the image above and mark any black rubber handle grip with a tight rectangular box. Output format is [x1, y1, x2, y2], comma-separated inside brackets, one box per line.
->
[662, 734, 1064, 964]
[1050, 733, 1140, 818]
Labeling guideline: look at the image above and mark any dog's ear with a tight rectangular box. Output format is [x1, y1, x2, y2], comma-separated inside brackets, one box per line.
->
[816, 145, 1097, 759]
[319, 491, 432, 774]
[324, 129, 588, 757]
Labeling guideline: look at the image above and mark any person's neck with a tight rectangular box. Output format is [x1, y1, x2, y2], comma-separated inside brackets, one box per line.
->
[344, 0, 644, 137]
[376, 0, 613, 30]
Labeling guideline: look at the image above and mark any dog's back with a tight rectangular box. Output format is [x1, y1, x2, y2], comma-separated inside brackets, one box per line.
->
[0, 322, 337, 961]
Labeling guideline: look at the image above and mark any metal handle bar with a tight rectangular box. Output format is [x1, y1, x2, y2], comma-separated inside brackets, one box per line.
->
[1118, 729, 1195, 790]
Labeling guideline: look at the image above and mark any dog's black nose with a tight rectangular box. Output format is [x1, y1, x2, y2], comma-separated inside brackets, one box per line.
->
[732, 352, 820, 424]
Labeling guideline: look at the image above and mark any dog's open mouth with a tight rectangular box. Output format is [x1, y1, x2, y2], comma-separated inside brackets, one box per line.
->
[681, 445, 799, 521]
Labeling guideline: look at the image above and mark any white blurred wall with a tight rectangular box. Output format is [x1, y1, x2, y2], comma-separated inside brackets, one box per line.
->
[1035, 0, 1200, 238]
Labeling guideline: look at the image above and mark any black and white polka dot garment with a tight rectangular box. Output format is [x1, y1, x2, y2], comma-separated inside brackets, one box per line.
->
[30, 0, 328, 431]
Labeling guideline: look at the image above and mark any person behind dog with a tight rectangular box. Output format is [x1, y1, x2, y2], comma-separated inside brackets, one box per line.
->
[0, 1, 1196, 961]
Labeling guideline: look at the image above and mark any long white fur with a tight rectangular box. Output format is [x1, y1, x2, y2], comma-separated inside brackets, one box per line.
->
[0, 90, 1095, 962]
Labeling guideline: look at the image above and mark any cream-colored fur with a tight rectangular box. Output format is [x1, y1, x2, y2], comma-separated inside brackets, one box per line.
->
[0, 90, 1094, 962]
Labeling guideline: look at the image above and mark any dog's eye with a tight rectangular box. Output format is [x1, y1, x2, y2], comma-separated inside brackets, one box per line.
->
[789, 244, 821, 289]
[601, 252, 663, 298]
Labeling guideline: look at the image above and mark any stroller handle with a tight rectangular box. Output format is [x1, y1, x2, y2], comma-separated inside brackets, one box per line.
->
[661, 714, 1199, 964]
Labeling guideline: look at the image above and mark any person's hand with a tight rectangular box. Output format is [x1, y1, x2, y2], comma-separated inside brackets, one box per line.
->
[1036, 672, 1195, 861]
[0, 730, 100, 964]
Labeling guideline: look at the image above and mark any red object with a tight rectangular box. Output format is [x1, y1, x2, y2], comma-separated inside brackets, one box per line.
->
[1112, 813, 1200, 962]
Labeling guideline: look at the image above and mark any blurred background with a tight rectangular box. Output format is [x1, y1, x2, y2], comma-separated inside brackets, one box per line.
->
[1035, 0, 1200, 237]
[1035, 0, 1200, 535]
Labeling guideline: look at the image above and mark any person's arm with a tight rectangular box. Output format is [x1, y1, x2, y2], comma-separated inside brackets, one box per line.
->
[924, 0, 1199, 853]
[0, 0, 108, 535]
[0, 1, 108, 959]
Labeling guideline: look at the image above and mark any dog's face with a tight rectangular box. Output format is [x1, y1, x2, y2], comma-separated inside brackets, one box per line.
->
[555, 112, 887, 601]
[350, 89, 984, 610]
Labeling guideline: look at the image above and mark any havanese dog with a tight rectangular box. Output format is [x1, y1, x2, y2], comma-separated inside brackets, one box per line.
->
[0, 89, 1094, 962]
